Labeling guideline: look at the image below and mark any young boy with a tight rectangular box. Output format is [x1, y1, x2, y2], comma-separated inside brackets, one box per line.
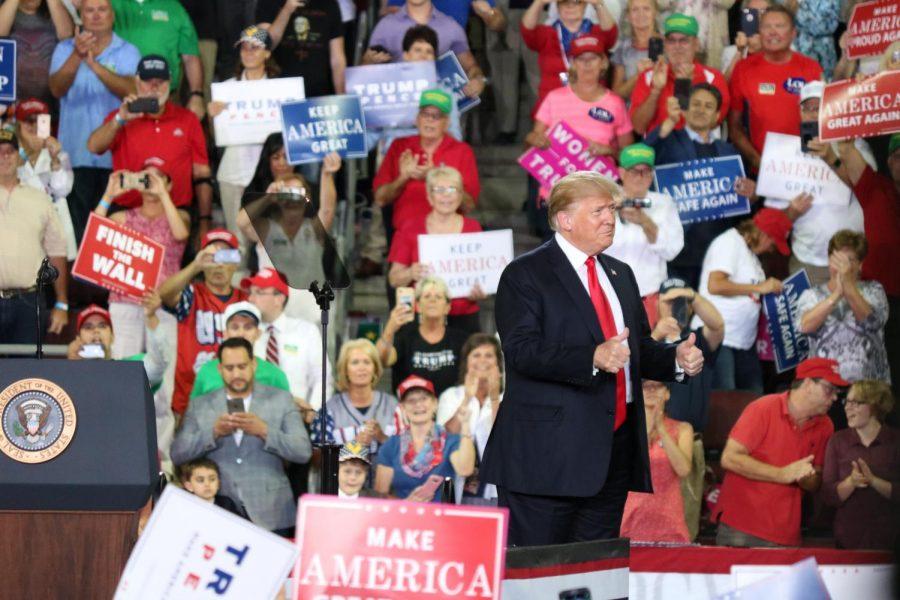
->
[179, 458, 249, 519]
[338, 442, 379, 499]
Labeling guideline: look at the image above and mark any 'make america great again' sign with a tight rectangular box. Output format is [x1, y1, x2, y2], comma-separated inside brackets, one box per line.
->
[819, 70, 900, 141]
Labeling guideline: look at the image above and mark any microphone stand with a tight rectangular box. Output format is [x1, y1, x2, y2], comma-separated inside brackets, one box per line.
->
[35, 257, 59, 360]
[310, 280, 341, 495]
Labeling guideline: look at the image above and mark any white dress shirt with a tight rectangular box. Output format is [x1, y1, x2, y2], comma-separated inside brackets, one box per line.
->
[555, 232, 634, 404]
[605, 190, 684, 296]
[254, 312, 333, 410]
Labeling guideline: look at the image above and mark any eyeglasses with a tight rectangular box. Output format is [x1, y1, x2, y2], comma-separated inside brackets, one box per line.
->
[664, 35, 693, 46]
[558, 0, 584, 5]
[429, 185, 459, 195]
[815, 379, 839, 399]
[627, 167, 654, 177]
[418, 109, 446, 121]
[842, 398, 866, 408]
[249, 289, 283, 297]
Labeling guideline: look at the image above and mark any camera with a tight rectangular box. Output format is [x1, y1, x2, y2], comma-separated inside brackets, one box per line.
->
[800, 121, 819, 153]
[127, 96, 159, 114]
[213, 249, 241, 264]
[621, 198, 651, 209]
[78, 343, 106, 359]
[119, 171, 151, 191]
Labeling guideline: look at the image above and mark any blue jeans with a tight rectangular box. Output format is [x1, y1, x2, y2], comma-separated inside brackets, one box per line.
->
[713, 346, 763, 393]
[0, 292, 45, 345]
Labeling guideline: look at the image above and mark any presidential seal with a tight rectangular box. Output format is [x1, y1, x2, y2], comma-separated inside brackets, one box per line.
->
[0, 378, 76, 464]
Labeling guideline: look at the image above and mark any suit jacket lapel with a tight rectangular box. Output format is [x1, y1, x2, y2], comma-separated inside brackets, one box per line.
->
[546, 239, 604, 344]
[597, 255, 636, 347]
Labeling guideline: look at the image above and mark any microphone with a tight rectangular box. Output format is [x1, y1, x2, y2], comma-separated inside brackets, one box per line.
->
[37, 257, 59, 285]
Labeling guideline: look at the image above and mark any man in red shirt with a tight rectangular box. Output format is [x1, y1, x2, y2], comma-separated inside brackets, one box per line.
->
[87, 55, 213, 239]
[629, 14, 729, 135]
[727, 5, 822, 171]
[373, 88, 479, 239]
[159, 229, 247, 416]
[714, 357, 845, 547]
[837, 133, 900, 408]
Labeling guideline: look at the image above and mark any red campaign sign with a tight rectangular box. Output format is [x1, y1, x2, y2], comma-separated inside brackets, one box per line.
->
[72, 213, 165, 301]
[293, 495, 508, 599]
[818, 71, 900, 142]
[845, 0, 900, 59]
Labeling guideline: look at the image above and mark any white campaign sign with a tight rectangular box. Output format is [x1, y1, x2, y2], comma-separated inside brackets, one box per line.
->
[114, 487, 297, 600]
[756, 132, 852, 206]
[211, 77, 305, 146]
[418, 229, 514, 299]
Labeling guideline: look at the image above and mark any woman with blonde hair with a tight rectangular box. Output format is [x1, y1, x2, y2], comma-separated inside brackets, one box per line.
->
[822, 380, 898, 549]
[388, 166, 485, 334]
[312, 338, 398, 464]
[611, 0, 661, 99]
[377, 276, 470, 396]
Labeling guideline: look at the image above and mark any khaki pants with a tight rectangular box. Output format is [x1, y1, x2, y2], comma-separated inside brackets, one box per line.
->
[198, 39, 218, 105]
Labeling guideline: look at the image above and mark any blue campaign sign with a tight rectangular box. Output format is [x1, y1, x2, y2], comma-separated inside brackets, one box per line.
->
[762, 269, 812, 373]
[280, 95, 368, 165]
[436, 51, 480, 114]
[0, 40, 17, 103]
[653, 155, 750, 225]
[345, 61, 435, 129]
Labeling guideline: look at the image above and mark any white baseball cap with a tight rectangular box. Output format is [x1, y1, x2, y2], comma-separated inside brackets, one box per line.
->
[223, 301, 261, 325]
[800, 80, 825, 103]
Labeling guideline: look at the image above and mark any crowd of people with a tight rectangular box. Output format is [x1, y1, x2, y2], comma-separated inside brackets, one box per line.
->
[0, 0, 896, 551]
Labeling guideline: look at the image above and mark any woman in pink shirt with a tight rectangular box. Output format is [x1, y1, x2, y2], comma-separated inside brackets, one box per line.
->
[525, 34, 633, 172]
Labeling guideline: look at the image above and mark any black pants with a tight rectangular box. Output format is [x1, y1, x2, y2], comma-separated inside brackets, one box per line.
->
[0, 292, 46, 345]
[68, 167, 111, 246]
[498, 425, 634, 547]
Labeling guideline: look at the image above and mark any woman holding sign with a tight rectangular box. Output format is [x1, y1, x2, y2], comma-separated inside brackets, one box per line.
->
[798, 230, 890, 384]
[387, 166, 484, 334]
[94, 158, 190, 358]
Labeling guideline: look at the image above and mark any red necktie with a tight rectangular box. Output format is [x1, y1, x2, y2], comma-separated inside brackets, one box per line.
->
[266, 325, 280, 366]
[585, 256, 627, 430]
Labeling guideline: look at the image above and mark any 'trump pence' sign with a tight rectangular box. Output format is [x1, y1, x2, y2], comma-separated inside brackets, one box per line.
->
[115, 487, 297, 599]
[211, 77, 305, 146]
[72, 214, 165, 301]
[418, 229, 514, 299]
[293, 495, 508, 599]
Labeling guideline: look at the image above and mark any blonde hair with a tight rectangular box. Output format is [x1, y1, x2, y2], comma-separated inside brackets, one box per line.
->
[880, 41, 900, 71]
[849, 380, 895, 422]
[335, 338, 383, 391]
[415, 276, 451, 302]
[547, 171, 622, 231]
[625, 0, 660, 34]
[425, 165, 463, 191]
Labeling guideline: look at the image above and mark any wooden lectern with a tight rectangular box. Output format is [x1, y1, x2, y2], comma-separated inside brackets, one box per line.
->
[0, 360, 157, 599]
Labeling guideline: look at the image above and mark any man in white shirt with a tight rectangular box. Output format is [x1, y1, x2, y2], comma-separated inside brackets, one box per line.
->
[605, 143, 684, 325]
[243, 267, 333, 417]
[767, 80, 869, 287]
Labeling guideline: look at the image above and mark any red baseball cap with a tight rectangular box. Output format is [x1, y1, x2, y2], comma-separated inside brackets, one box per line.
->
[568, 35, 607, 58]
[753, 208, 792, 256]
[796, 357, 849, 387]
[201, 228, 239, 249]
[397, 375, 436, 400]
[77, 304, 112, 331]
[15, 98, 50, 121]
[240, 267, 289, 296]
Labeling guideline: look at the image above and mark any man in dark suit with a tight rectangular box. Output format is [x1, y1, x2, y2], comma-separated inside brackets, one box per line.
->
[481, 170, 705, 546]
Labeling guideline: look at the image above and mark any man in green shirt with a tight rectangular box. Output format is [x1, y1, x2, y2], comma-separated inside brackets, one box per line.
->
[109, 0, 205, 118]
[191, 301, 290, 398]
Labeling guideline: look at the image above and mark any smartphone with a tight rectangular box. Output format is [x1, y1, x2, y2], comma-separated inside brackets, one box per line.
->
[559, 588, 592, 600]
[648, 37, 664, 62]
[127, 96, 159, 114]
[368, 44, 390, 55]
[213, 249, 241, 264]
[674, 78, 691, 110]
[800, 121, 819, 153]
[416, 474, 445, 500]
[741, 8, 760, 36]
[396, 286, 415, 309]
[226, 398, 244, 414]
[78, 343, 105, 359]
[119, 171, 150, 191]
[621, 198, 651, 209]
[671, 297, 690, 330]
[36, 114, 51, 139]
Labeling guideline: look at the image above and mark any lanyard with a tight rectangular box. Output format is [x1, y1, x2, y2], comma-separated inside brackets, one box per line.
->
[554, 19, 593, 71]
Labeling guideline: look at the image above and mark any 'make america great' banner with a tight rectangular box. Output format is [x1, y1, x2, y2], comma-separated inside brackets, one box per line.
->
[819, 70, 900, 141]
[293, 495, 507, 599]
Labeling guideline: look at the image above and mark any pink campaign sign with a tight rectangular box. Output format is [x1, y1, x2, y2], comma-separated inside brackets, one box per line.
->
[518, 121, 618, 193]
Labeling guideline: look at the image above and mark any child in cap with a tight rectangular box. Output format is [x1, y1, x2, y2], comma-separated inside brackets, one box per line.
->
[179, 458, 249, 519]
[338, 441, 381, 499]
[67, 304, 114, 360]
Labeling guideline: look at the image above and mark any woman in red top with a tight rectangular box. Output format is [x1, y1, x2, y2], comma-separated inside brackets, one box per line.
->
[388, 166, 484, 334]
[620, 379, 694, 543]
[520, 0, 618, 117]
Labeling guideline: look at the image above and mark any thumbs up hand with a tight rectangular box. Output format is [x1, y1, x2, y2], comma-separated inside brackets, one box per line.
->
[676, 332, 704, 376]
[593, 327, 631, 374]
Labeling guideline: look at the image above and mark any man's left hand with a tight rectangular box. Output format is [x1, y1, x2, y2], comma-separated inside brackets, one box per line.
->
[675, 332, 704, 376]
[233, 412, 268, 440]
[463, 77, 485, 98]
[188, 94, 206, 120]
